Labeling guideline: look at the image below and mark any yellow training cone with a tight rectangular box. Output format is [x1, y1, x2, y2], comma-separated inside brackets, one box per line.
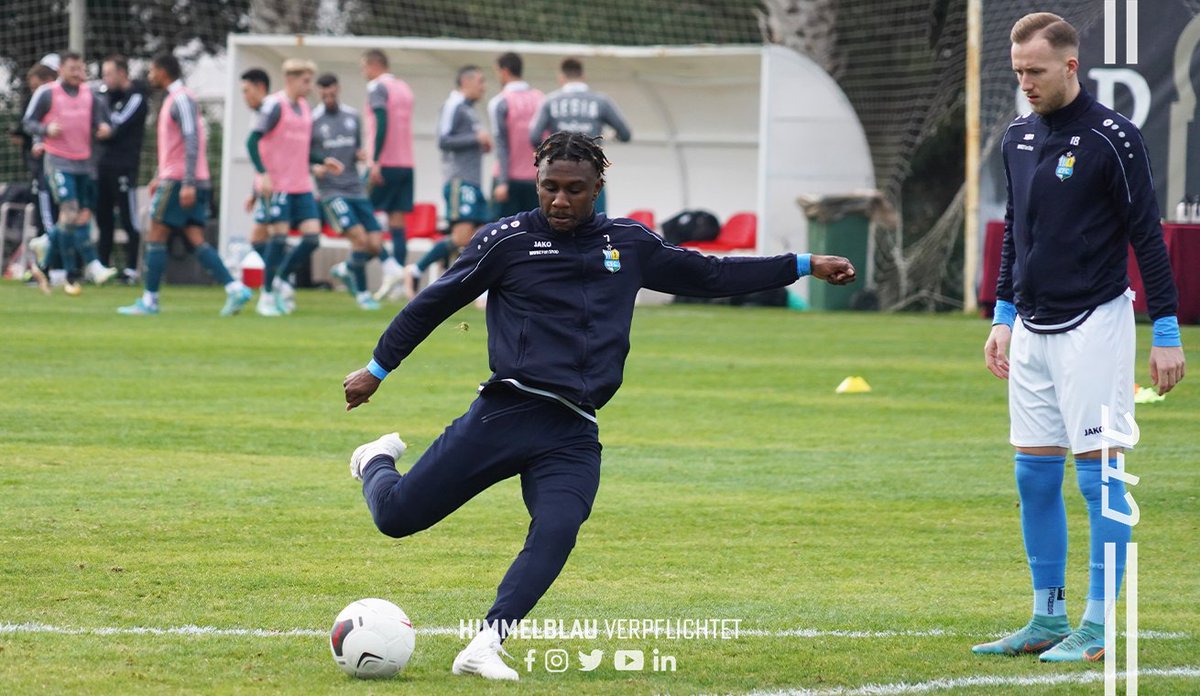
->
[1134, 386, 1166, 404]
[835, 376, 872, 394]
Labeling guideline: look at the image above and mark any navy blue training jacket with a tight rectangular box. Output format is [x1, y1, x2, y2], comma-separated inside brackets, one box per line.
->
[997, 86, 1177, 327]
[372, 210, 799, 411]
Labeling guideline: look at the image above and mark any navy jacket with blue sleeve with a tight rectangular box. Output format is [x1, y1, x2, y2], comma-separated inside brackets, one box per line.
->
[372, 210, 799, 410]
[997, 86, 1177, 327]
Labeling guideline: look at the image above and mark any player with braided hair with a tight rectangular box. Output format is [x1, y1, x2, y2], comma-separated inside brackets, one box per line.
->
[341, 130, 857, 681]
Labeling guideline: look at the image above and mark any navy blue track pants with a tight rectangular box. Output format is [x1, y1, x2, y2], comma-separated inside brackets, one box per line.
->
[361, 386, 601, 632]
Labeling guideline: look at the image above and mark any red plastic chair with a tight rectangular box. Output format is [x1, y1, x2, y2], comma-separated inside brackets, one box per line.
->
[404, 202, 440, 239]
[626, 209, 656, 231]
[683, 212, 757, 252]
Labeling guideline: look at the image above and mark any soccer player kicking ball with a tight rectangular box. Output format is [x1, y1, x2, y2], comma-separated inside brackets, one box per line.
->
[975, 13, 1185, 662]
[342, 131, 856, 681]
[118, 53, 251, 316]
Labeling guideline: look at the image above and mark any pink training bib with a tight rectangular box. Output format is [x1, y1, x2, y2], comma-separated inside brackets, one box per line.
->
[43, 81, 93, 161]
[157, 84, 211, 182]
[364, 74, 414, 168]
[259, 91, 313, 193]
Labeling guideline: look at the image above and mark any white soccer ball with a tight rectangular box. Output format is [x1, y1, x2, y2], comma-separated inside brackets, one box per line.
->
[329, 598, 416, 679]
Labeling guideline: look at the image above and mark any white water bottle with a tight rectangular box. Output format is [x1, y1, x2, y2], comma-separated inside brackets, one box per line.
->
[1176, 198, 1189, 223]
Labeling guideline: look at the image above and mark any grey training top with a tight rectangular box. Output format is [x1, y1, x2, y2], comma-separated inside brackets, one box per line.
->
[311, 103, 365, 200]
[438, 90, 484, 186]
[530, 82, 633, 149]
[529, 82, 631, 148]
[22, 80, 111, 175]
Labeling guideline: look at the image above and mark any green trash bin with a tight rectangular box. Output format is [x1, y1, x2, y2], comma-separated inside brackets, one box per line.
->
[801, 190, 878, 309]
[806, 213, 869, 311]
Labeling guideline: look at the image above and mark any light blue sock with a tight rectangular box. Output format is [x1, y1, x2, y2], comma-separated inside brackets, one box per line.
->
[348, 251, 370, 295]
[278, 233, 319, 281]
[1015, 453, 1068, 611]
[389, 227, 406, 265]
[144, 242, 167, 294]
[416, 239, 453, 272]
[195, 243, 234, 285]
[263, 235, 288, 289]
[1077, 458, 1132, 624]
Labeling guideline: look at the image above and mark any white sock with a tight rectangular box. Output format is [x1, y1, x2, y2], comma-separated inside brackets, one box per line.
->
[87, 259, 106, 275]
[49, 269, 67, 285]
[356, 291, 371, 302]
[224, 281, 244, 293]
[1082, 599, 1107, 625]
[407, 263, 423, 280]
[142, 291, 158, 307]
[1033, 587, 1067, 617]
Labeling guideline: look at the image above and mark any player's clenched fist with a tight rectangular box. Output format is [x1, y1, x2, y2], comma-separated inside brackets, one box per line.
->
[811, 254, 857, 286]
[344, 368, 382, 411]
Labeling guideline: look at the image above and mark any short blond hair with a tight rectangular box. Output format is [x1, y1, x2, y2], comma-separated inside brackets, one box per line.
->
[1011, 12, 1079, 50]
[282, 58, 317, 77]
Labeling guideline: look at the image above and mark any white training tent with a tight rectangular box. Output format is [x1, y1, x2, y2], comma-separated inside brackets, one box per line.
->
[220, 35, 873, 293]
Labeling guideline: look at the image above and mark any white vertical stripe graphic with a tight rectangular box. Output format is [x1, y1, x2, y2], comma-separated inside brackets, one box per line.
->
[1106, 541, 1117, 696]
[1105, 0, 1118, 64]
[1128, 542, 1139, 695]
[1125, 0, 1139, 65]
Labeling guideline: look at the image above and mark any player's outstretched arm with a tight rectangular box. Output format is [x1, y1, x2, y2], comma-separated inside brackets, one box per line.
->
[1149, 346, 1185, 395]
[810, 254, 856, 285]
[344, 368, 382, 411]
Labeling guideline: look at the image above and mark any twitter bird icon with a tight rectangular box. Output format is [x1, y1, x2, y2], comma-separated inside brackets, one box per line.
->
[577, 649, 604, 671]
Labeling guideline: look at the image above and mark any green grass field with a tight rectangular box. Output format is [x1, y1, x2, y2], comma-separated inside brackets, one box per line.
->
[1, 282, 1197, 695]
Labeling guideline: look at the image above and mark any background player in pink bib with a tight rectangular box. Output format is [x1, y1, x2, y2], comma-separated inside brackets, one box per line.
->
[117, 52, 250, 317]
[21, 51, 117, 293]
[360, 49, 416, 301]
[247, 58, 340, 316]
[488, 52, 543, 219]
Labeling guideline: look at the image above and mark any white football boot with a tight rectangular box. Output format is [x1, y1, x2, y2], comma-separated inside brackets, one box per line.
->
[349, 433, 407, 481]
[451, 627, 518, 681]
[256, 290, 281, 317]
[86, 260, 119, 285]
[273, 278, 296, 314]
[374, 256, 406, 301]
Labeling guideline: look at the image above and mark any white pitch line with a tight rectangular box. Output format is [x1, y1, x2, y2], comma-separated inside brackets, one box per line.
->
[0, 622, 327, 638]
[0, 622, 1188, 641]
[741, 667, 1200, 696]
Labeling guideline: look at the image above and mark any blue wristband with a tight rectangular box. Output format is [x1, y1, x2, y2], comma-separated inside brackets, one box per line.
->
[796, 253, 812, 277]
[1152, 316, 1182, 348]
[366, 358, 390, 380]
[993, 299, 1016, 328]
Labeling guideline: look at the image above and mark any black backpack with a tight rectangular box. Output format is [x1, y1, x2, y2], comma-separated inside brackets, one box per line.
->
[661, 210, 720, 245]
